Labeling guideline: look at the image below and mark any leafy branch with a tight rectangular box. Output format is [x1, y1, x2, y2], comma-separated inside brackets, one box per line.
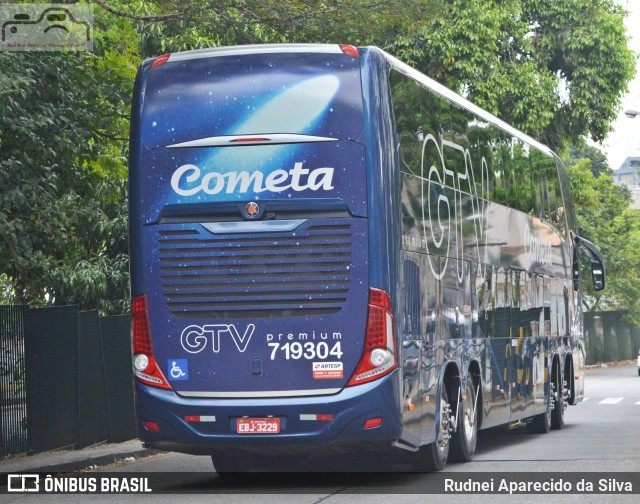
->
[91, 0, 182, 22]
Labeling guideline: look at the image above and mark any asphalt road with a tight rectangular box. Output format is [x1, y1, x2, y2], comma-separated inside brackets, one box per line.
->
[4, 362, 639, 503]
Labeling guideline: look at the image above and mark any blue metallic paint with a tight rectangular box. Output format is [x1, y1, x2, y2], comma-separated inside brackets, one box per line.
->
[129, 44, 586, 460]
[135, 369, 403, 453]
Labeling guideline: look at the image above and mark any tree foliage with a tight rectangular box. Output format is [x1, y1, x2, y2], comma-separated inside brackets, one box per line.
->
[565, 144, 612, 178]
[567, 156, 640, 324]
[0, 0, 636, 315]
[94, 0, 430, 55]
[391, 0, 636, 151]
[0, 3, 139, 313]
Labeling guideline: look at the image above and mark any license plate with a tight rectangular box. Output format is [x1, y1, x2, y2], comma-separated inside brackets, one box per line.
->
[236, 418, 281, 434]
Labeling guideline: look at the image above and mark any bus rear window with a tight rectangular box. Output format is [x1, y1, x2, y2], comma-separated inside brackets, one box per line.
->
[141, 51, 364, 151]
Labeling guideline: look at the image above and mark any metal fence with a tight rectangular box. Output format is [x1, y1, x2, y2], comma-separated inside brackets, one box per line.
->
[0, 305, 28, 456]
[0, 305, 135, 457]
[584, 311, 640, 365]
[100, 314, 137, 443]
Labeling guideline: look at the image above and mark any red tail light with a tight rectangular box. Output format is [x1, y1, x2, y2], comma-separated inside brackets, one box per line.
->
[132, 295, 172, 390]
[347, 288, 397, 386]
[150, 53, 170, 69]
[339, 44, 359, 58]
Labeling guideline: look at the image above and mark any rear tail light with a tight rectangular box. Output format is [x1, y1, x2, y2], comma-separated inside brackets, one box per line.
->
[347, 288, 397, 386]
[132, 295, 172, 390]
[339, 44, 359, 58]
[150, 53, 170, 69]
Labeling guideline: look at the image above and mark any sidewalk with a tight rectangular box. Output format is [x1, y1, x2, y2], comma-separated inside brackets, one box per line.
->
[0, 439, 158, 474]
[585, 359, 634, 369]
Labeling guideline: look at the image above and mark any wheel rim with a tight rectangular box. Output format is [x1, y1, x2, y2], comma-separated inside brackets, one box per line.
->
[437, 398, 449, 452]
[437, 388, 451, 458]
[462, 380, 477, 446]
[545, 400, 552, 426]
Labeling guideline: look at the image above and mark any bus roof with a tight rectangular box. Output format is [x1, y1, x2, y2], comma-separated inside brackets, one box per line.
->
[155, 44, 344, 65]
[143, 43, 555, 159]
[379, 48, 555, 158]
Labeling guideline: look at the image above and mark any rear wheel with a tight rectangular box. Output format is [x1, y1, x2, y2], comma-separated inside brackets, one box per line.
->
[449, 375, 478, 462]
[213, 451, 310, 474]
[551, 362, 565, 430]
[212, 450, 245, 476]
[410, 384, 452, 471]
[212, 450, 274, 474]
[527, 398, 552, 434]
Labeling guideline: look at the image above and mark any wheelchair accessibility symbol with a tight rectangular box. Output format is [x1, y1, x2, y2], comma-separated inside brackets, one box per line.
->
[168, 359, 189, 381]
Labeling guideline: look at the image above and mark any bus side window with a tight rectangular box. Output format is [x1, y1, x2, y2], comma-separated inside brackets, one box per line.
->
[475, 264, 492, 338]
[556, 157, 577, 236]
[390, 70, 451, 178]
[492, 267, 511, 339]
[512, 141, 537, 215]
[402, 260, 422, 340]
[489, 128, 510, 206]
[528, 149, 554, 222]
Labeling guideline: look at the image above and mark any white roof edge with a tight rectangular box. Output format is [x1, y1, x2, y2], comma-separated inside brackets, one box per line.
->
[378, 49, 555, 158]
[166, 43, 342, 63]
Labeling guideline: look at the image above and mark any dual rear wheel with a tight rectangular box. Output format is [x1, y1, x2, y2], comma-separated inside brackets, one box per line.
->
[449, 375, 479, 462]
[411, 374, 479, 471]
[528, 361, 566, 433]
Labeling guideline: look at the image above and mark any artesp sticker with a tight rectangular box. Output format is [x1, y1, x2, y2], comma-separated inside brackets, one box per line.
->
[312, 361, 343, 380]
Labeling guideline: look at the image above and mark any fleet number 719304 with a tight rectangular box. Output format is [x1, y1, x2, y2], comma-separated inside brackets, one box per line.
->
[268, 341, 343, 360]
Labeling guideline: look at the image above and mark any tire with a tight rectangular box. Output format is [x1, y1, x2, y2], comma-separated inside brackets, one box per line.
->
[449, 375, 478, 462]
[551, 363, 565, 430]
[211, 450, 246, 476]
[212, 451, 306, 474]
[527, 398, 552, 434]
[410, 384, 451, 471]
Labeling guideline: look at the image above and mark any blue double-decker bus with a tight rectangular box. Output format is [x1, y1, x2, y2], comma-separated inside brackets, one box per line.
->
[128, 44, 605, 471]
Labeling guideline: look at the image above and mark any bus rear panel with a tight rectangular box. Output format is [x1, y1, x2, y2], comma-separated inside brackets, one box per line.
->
[129, 45, 402, 455]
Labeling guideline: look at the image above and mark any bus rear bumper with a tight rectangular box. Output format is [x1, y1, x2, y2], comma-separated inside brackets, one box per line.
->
[135, 370, 402, 455]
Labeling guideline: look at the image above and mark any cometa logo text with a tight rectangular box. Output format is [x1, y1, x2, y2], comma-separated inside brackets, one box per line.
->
[171, 162, 335, 196]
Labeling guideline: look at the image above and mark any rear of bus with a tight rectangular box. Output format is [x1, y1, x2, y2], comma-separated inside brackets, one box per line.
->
[128, 44, 401, 457]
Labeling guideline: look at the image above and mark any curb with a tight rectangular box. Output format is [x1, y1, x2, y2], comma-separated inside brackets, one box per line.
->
[1, 448, 160, 476]
[36, 448, 160, 474]
[585, 360, 634, 370]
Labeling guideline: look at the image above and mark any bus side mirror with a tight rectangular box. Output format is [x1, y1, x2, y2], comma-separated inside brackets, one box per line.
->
[572, 233, 605, 291]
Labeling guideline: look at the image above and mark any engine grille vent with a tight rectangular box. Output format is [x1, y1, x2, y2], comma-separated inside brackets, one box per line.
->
[158, 222, 354, 318]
